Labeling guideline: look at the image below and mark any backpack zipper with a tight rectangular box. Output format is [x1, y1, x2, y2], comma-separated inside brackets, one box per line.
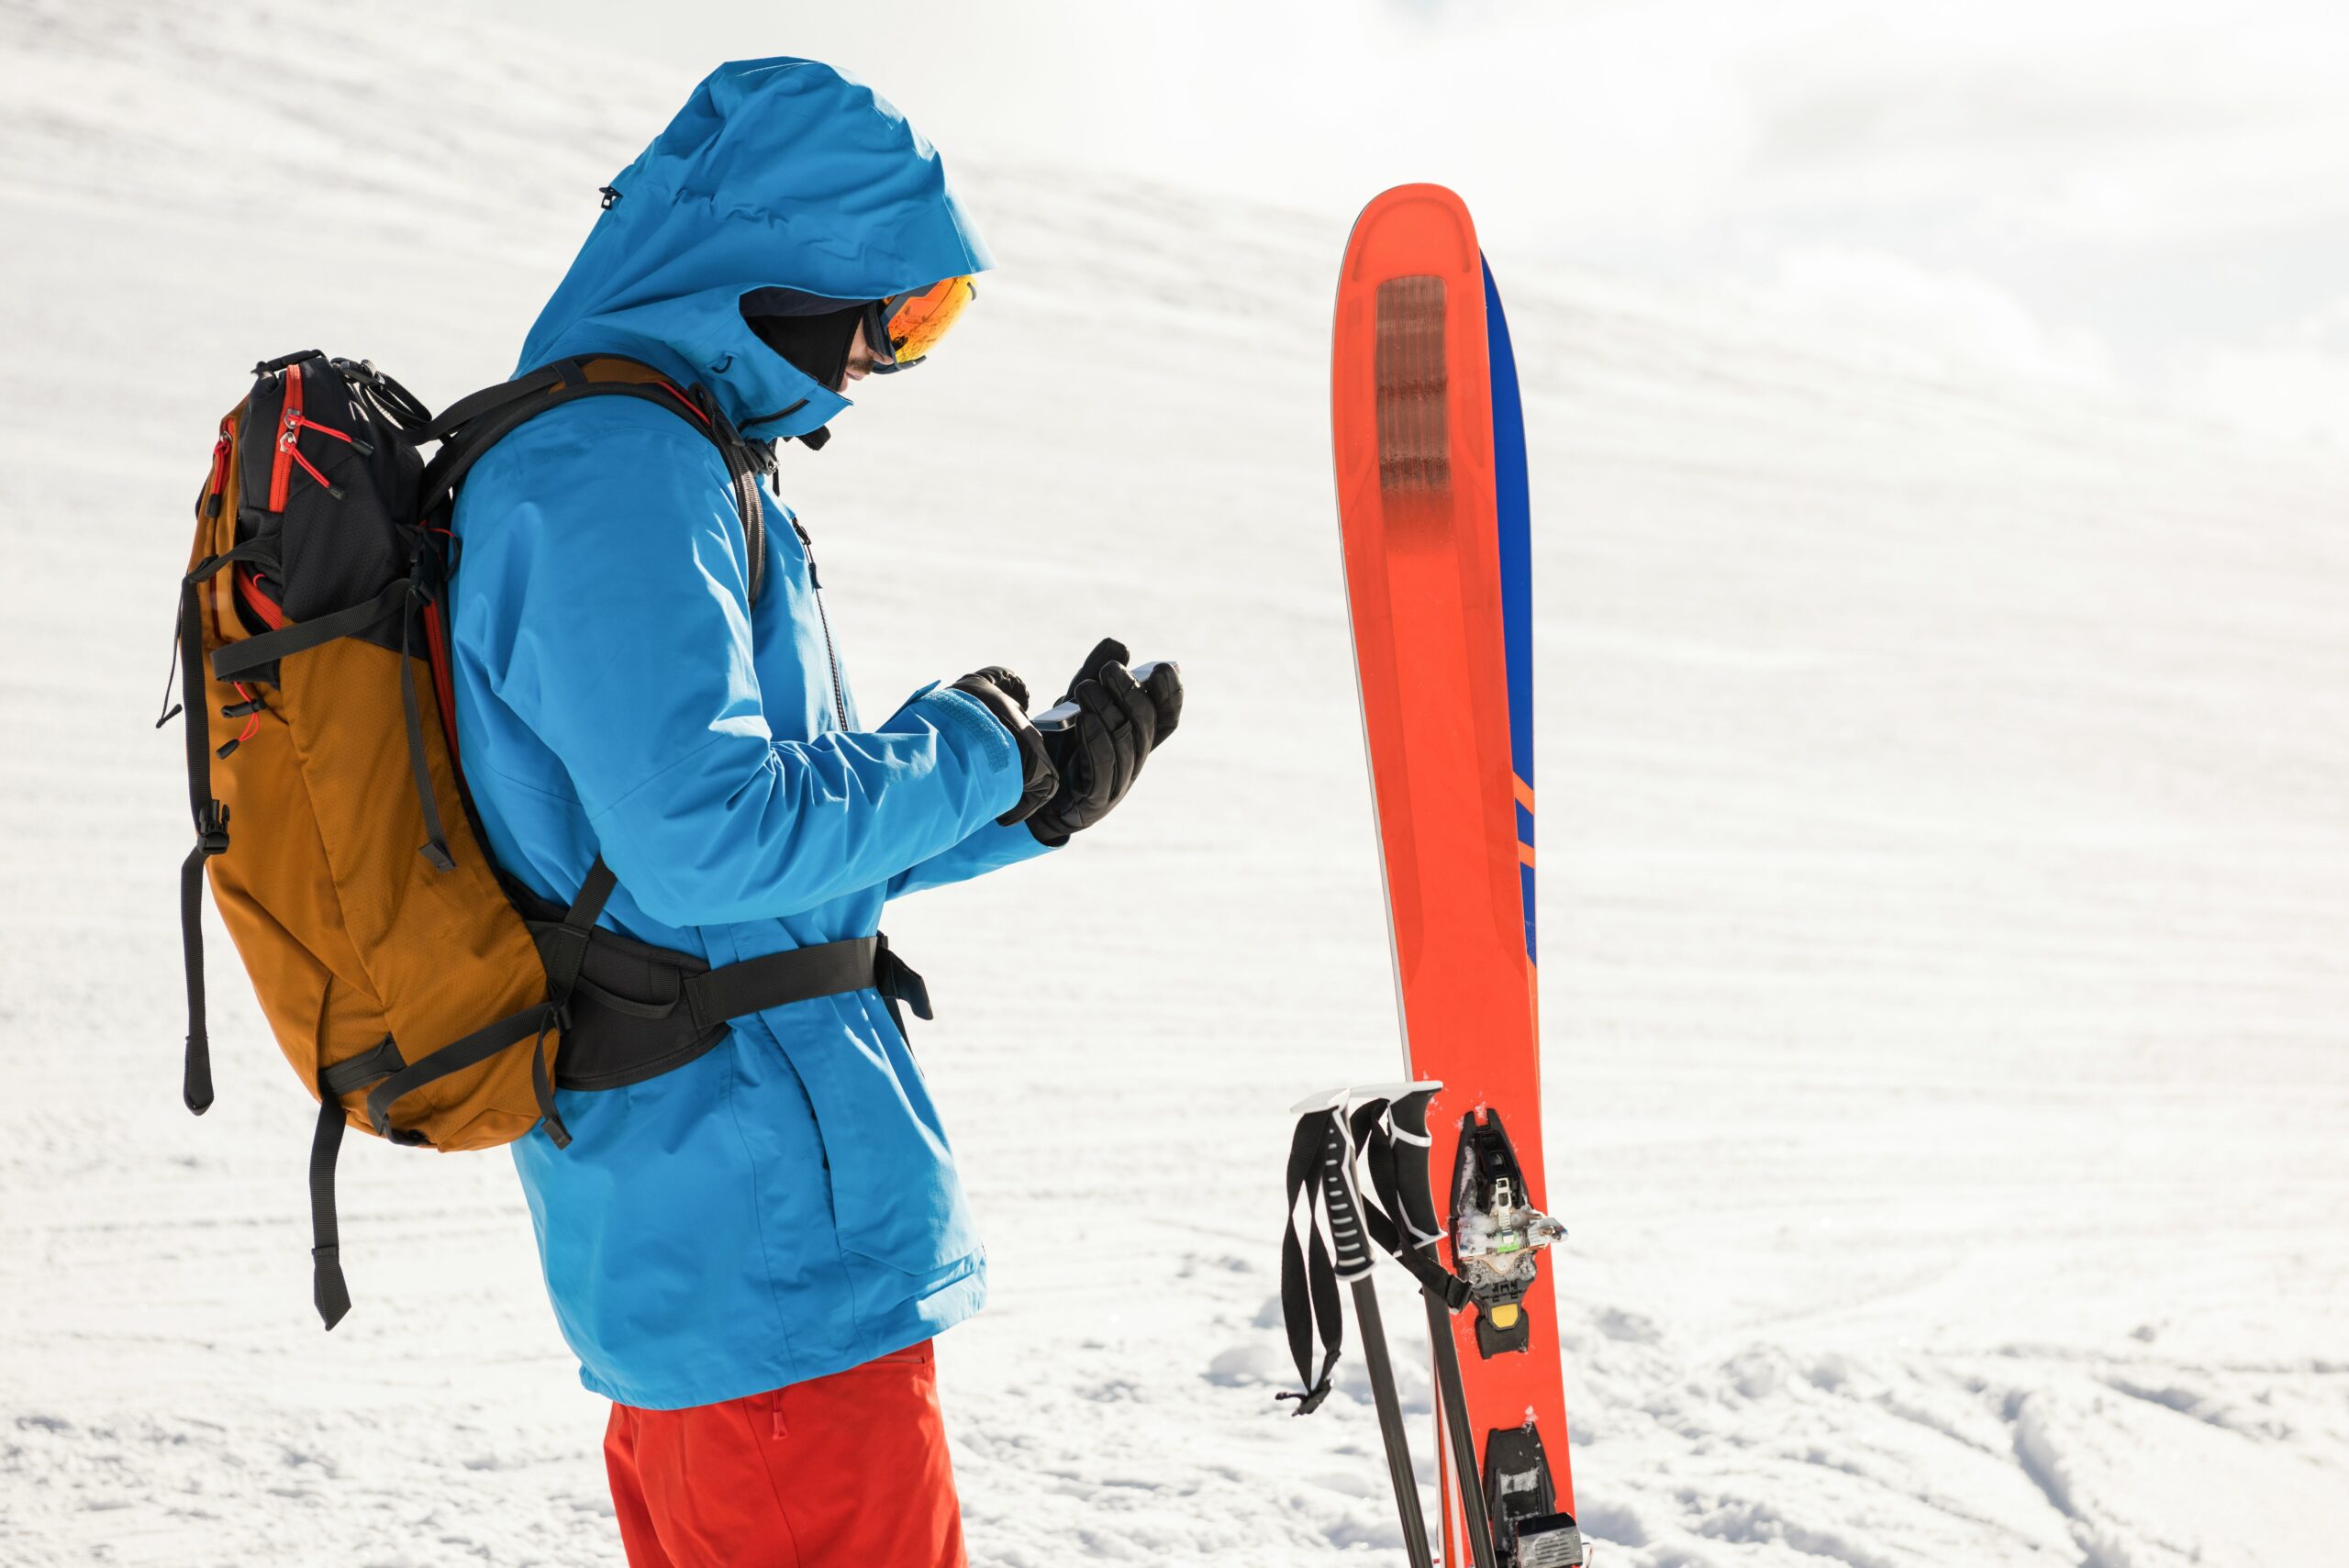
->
[267, 361, 304, 511]
[204, 420, 233, 519]
[790, 517, 850, 730]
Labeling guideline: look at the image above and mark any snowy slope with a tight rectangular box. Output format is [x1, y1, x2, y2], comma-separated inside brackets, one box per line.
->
[3, 3, 2346, 1565]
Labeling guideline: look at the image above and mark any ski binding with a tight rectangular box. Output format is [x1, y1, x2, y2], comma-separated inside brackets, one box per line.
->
[1485, 1421, 1584, 1567]
[1451, 1106, 1564, 1356]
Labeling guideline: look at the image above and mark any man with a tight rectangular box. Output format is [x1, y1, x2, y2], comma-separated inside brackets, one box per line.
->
[446, 59, 1181, 1567]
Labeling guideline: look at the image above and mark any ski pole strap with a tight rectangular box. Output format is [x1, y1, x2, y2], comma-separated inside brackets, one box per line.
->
[1276, 1106, 1345, 1415]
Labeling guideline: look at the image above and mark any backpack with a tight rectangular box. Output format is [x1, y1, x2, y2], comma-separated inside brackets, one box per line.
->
[170, 350, 930, 1328]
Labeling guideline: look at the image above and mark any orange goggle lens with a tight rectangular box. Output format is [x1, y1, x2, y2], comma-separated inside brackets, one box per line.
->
[874, 276, 976, 371]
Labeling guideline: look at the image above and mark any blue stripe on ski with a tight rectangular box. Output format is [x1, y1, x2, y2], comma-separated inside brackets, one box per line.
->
[1484, 255, 1535, 965]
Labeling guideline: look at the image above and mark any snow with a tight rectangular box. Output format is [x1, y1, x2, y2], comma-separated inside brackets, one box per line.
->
[4, 3, 2347, 1564]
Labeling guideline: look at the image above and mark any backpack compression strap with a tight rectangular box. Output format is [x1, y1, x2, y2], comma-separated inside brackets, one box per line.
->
[172, 541, 275, 1115]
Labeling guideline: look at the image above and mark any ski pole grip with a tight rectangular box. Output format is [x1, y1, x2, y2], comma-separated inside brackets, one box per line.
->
[1387, 1086, 1435, 1142]
[1386, 1086, 1445, 1250]
[1317, 1118, 1375, 1278]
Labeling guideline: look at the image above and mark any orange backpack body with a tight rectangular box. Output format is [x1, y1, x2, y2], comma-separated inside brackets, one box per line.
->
[172, 352, 929, 1327]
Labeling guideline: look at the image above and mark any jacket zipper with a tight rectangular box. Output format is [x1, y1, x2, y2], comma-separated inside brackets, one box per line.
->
[790, 517, 850, 730]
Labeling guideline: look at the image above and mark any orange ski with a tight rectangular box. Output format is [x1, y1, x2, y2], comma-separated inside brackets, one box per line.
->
[1332, 183, 1577, 1566]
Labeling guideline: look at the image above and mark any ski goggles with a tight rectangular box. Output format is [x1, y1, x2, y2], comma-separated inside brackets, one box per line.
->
[863, 276, 977, 373]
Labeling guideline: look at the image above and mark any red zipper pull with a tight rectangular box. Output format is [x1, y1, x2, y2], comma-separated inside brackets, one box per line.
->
[292, 414, 374, 457]
[205, 432, 232, 518]
[286, 444, 343, 500]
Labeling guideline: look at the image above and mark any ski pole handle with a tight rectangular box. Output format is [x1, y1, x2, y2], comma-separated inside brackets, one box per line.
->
[1032, 660, 1166, 731]
[1385, 1084, 1446, 1253]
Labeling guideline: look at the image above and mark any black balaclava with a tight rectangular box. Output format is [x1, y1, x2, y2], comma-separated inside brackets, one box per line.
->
[742, 287, 870, 394]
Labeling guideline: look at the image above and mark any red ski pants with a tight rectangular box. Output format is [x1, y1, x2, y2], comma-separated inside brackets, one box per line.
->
[604, 1340, 966, 1568]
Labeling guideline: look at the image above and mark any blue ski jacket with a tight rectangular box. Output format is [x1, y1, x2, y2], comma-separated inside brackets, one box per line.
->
[446, 59, 1045, 1410]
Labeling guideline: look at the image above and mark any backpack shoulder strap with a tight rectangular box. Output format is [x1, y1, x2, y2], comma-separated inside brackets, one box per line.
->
[423, 357, 774, 602]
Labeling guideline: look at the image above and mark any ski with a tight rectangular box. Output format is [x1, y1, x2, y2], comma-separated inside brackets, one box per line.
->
[1331, 183, 1579, 1567]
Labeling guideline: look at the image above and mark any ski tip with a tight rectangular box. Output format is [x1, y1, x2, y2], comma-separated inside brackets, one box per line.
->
[1347, 182, 1468, 229]
[1286, 1087, 1352, 1115]
[1340, 183, 1479, 283]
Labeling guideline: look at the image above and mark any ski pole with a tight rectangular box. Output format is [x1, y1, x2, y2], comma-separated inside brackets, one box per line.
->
[1383, 1086, 1502, 1568]
[1311, 1109, 1437, 1568]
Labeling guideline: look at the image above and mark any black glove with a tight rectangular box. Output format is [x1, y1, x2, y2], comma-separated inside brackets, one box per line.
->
[1028, 639, 1184, 845]
[949, 667, 1056, 825]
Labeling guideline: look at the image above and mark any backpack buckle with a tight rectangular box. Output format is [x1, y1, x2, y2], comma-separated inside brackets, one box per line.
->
[195, 801, 231, 857]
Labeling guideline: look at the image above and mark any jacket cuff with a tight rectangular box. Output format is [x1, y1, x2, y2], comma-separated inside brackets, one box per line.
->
[915, 686, 1020, 777]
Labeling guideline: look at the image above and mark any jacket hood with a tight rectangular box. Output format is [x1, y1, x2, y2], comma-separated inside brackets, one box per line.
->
[518, 58, 993, 440]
